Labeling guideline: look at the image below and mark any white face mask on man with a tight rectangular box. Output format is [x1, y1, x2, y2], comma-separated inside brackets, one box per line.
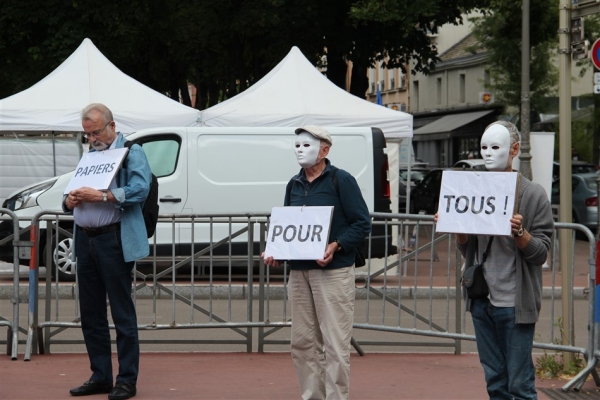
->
[294, 132, 322, 168]
[480, 124, 512, 171]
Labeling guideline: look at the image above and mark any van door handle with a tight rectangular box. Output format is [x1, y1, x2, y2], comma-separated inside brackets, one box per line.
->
[160, 197, 182, 203]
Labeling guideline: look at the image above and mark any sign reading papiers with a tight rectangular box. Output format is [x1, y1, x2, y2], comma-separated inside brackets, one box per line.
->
[64, 148, 129, 194]
[435, 171, 519, 236]
[264, 206, 334, 260]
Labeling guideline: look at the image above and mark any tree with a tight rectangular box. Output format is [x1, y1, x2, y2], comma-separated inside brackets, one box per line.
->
[0, 0, 492, 108]
[469, 0, 559, 114]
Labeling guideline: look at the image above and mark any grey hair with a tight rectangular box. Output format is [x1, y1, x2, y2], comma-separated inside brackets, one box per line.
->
[81, 103, 113, 124]
[484, 120, 520, 145]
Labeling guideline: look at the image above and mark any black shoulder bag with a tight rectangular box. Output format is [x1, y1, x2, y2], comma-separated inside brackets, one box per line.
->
[462, 237, 494, 299]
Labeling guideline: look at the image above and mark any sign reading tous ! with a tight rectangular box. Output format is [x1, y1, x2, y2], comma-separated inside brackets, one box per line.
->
[264, 206, 334, 260]
[64, 148, 129, 194]
[435, 171, 519, 236]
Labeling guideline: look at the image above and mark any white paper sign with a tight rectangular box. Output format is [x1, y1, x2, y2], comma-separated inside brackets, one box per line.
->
[64, 148, 128, 194]
[435, 171, 519, 236]
[264, 206, 334, 260]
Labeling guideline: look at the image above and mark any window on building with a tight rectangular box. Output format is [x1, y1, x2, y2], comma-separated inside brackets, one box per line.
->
[412, 81, 419, 112]
[390, 78, 395, 90]
[436, 78, 442, 105]
[458, 138, 481, 160]
[459, 74, 466, 103]
[484, 70, 490, 86]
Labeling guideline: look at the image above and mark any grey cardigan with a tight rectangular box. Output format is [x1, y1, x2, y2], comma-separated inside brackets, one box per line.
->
[458, 175, 554, 324]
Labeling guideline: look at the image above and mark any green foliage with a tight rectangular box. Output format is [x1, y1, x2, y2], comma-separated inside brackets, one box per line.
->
[536, 350, 585, 379]
[469, 0, 558, 113]
[550, 105, 594, 162]
[0, 0, 491, 108]
[574, 15, 600, 78]
[535, 318, 586, 379]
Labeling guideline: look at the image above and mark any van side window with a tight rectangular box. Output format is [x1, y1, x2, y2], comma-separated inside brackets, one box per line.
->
[138, 137, 180, 178]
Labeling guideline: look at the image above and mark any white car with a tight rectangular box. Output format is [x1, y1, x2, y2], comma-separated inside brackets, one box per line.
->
[453, 159, 487, 171]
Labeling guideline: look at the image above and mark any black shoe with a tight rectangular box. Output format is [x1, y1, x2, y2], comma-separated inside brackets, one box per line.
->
[108, 382, 137, 400]
[69, 380, 113, 396]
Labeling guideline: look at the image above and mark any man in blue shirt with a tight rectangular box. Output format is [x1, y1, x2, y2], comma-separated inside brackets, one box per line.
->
[63, 103, 152, 400]
[264, 125, 371, 400]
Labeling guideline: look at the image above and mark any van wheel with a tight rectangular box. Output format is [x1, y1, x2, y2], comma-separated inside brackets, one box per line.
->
[44, 233, 76, 281]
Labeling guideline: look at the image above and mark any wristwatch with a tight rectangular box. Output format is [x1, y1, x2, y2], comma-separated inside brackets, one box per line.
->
[334, 240, 343, 252]
[102, 191, 108, 203]
[514, 227, 524, 237]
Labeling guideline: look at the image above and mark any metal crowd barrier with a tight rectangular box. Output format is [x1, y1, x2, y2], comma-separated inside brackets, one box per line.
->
[0, 209, 31, 360]
[0, 209, 596, 391]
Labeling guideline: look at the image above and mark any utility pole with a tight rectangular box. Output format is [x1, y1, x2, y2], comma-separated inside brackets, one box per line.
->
[520, 0, 532, 180]
[558, 0, 574, 369]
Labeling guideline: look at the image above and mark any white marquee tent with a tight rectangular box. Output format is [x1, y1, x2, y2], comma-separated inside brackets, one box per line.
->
[199, 46, 414, 216]
[0, 38, 201, 134]
[0, 38, 201, 203]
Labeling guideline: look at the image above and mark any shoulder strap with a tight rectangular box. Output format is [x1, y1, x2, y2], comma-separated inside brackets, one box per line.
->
[481, 237, 494, 264]
[331, 166, 340, 197]
[284, 179, 293, 206]
[122, 140, 134, 168]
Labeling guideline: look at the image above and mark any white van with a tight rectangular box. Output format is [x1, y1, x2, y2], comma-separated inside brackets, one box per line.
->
[0, 126, 393, 279]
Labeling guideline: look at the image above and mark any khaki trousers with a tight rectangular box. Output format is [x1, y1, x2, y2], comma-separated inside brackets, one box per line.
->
[289, 267, 355, 400]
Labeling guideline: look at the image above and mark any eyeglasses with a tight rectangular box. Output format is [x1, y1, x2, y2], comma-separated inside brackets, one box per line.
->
[83, 121, 112, 139]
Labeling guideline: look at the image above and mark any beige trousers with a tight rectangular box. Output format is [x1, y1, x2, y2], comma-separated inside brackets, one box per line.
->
[289, 267, 355, 400]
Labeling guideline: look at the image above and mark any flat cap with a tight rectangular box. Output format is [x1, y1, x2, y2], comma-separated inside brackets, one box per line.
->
[294, 125, 332, 147]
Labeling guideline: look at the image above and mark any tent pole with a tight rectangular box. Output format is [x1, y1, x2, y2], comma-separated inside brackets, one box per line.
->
[52, 131, 57, 176]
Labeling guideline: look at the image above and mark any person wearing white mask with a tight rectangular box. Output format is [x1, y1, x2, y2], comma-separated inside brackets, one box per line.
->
[451, 121, 553, 399]
[263, 125, 371, 400]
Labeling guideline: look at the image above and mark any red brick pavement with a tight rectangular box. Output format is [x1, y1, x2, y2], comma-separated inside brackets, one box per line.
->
[1, 352, 597, 400]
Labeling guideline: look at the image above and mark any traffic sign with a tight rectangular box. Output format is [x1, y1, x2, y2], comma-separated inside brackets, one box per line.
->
[591, 39, 600, 69]
[595, 72, 600, 84]
[594, 85, 600, 94]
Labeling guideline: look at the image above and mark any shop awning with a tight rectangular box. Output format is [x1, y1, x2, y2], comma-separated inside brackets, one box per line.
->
[413, 110, 495, 141]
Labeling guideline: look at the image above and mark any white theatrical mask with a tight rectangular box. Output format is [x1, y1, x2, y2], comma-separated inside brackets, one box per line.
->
[294, 132, 321, 168]
[480, 124, 511, 171]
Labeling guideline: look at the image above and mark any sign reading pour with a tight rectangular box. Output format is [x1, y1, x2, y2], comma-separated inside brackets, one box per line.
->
[264, 206, 333, 260]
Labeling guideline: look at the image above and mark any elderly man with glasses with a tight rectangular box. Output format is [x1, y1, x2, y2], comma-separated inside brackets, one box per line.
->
[63, 103, 152, 400]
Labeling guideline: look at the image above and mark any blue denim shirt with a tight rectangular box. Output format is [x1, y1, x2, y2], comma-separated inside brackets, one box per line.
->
[64, 133, 152, 262]
[112, 133, 152, 261]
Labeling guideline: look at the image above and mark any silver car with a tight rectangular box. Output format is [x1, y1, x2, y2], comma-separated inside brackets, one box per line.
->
[551, 173, 598, 231]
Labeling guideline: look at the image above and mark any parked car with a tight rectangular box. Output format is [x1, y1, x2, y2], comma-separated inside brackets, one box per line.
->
[398, 163, 429, 211]
[410, 168, 446, 214]
[551, 173, 598, 231]
[552, 161, 598, 181]
[453, 159, 487, 171]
